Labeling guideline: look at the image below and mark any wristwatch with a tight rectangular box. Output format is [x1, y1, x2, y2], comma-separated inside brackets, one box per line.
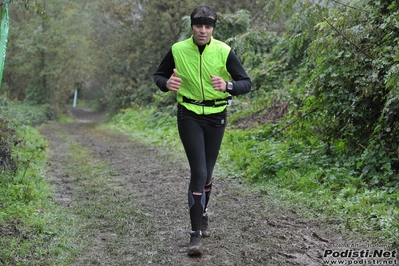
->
[226, 82, 233, 92]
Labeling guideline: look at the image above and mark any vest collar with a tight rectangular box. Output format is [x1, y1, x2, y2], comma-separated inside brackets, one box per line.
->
[190, 35, 214, 48]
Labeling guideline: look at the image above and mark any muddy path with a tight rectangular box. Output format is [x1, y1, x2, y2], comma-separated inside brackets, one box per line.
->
[40, 107, 355, 266]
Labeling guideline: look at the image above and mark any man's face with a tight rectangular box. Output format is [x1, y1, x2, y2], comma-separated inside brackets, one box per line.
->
[192, 17, 214, 46]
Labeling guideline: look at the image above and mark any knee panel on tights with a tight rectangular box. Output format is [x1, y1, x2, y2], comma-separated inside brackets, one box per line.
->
[188, 189, 205, 209]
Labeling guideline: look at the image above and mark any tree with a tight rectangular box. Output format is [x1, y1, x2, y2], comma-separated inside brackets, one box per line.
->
[2, 0, 96, 113]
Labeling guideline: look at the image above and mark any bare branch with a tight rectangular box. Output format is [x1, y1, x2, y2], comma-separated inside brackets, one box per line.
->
[323, 17, 373, 59]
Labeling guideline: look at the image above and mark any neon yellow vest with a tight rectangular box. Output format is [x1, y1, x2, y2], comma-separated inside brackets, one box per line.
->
[172, 36, 231, 115]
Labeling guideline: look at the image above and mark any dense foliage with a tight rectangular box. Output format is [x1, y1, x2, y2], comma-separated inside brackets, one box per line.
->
[296, 0, 399, 184]
[189, 0, 399, 187]
[2, 0, 95, 113]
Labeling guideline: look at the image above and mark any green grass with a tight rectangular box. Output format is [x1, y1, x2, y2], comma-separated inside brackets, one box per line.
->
[106, 106, 183, 152]
[0, 119, 136, 265]
[221, 126, 399, 244]
[0, 126, 81, 265]
[0, 99, 82, 265]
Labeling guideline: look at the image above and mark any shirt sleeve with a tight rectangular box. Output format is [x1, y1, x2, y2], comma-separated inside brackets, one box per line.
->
[226, 50, 252, 96]
[154, 49, 175, 92]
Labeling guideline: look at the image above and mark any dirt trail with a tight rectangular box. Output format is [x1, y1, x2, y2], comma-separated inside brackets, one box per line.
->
[40, 107, 351, 266]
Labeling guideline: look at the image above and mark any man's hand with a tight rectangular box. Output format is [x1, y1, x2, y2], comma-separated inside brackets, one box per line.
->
[210, 74, 227, 92]
[166, 69, 182, 91]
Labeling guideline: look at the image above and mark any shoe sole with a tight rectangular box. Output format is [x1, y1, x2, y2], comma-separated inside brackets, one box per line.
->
[187, 246, 203, 256]
[201, 231, 211, 237]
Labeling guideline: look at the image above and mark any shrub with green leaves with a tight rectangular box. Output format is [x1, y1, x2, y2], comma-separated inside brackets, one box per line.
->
[294, 0, 399, 182]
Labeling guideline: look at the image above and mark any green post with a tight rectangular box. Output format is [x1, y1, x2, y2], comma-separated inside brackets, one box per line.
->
[0, 0, 10, 87]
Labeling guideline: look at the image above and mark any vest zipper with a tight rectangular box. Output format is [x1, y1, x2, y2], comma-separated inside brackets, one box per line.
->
[199, 53, 205, 114]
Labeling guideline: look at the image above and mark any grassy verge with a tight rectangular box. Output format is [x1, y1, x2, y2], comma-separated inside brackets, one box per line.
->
[0, 117, 134, 264]
[106, 107, 399, 246]
[0, 125, 81, 265]
[221, 127, 399, 243]
[0, 99, 80, 265]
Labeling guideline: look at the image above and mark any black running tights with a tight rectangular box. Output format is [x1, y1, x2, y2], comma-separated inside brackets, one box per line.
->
[178, 115, 226, 192]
